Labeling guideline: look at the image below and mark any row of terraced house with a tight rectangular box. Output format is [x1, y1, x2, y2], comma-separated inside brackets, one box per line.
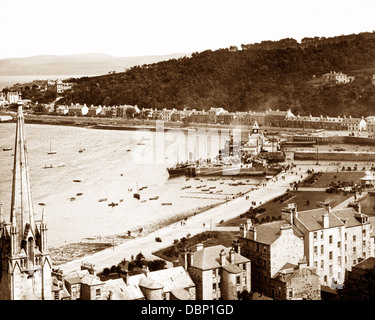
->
[52, 104, 375, 132]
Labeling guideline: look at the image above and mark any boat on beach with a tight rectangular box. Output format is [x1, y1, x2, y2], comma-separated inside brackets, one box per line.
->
[98, 198, 107, 202]
[108, 202, 118, 207]
[149, 196, 159, 200]
[43, 164, 54, 169]
[134, 183, 140, 199]
[161, 202, 172, 205]
[73, 179, 81, 182]
[3, 148, 12, 151]
[47, 140, 57, 155]
[76, 193, 83, 196]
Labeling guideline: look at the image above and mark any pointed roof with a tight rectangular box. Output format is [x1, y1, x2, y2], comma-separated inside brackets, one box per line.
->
[10, 106, 36, 243]
[252, 121, 260, 130]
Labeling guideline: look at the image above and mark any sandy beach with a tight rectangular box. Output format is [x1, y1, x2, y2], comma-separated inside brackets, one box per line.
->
[57, 167, 309, 273]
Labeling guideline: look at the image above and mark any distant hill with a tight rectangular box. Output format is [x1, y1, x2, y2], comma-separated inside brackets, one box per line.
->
[0, 52, 190, 76]
[13, 31, 375, 117]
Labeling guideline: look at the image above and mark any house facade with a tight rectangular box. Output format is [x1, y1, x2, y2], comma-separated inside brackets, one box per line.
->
[179, 244, 251, 300]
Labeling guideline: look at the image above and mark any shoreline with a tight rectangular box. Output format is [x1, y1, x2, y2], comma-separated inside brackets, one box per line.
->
[50, 200, 227, 265]
[18, 114, 252, 133]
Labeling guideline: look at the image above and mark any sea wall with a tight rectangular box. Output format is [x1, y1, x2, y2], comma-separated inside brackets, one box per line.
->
[294, 152, 375, 161]
[293, 135, 375, 146]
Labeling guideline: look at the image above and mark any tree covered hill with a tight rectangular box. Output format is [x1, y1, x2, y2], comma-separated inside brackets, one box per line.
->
[36, 32, 375, 116]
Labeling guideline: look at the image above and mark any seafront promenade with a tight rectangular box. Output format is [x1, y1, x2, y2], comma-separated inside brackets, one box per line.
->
[58, 168, 310, 273]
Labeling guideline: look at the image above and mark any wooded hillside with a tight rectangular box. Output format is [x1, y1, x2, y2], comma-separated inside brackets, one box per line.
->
[27, 32, 375, 117]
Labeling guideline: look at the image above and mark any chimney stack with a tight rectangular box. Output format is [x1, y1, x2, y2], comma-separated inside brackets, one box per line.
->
[187, 250, 193, 269]
[323, 212, 329, 229]
[220, 249, 226, 266]
[196, 243, 204, 252]
[232, 240, 241, 255]
[229, 249, 236, 264]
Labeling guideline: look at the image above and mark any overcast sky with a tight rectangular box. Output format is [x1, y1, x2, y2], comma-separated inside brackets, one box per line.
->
[1, 0, 375, 59]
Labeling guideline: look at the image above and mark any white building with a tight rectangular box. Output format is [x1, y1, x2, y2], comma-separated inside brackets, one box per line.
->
[322, 71, 355, 85]
[56, 79, 74, 93]
[283, 204, 374, 289]
[6, 91, 20, 104]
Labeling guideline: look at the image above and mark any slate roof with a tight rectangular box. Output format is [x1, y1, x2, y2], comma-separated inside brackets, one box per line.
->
[191, 245, 249, 270]
[145, 266, 195, 292]
[251, 221, 304, 245]
[102, 274, 145, 300]
[64, 270, 90, 285]
[296, 208, 344, 231]
[331, 208, 363, 228]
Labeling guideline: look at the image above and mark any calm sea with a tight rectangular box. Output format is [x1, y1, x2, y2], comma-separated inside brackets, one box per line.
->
[0, 75, 94, 90]
[0, 123, 262, 248]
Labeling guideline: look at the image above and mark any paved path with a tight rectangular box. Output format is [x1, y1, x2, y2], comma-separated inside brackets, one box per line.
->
[58, 169, 308, 274]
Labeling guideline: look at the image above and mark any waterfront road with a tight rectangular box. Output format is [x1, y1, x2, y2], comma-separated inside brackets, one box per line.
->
[58, 169, 309, 274]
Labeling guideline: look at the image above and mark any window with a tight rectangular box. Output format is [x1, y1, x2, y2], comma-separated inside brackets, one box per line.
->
[314, 232, 317, 241]
[321, 245, 324, 255]
[237, 276, 241, 285]
[314, 246, 317, 255]
[353, 235, 356, 242]
[263, 246, 267, 253]
[321, 232, 324, 240]
[353, 247, 356, 254]
[338, 256, 341, 265]
[324, 275, 327, 283]
[363, 229, 366, 237]
[337, 241, 341, 249]
[321, 260, 324, 269]
[329, 235, 333, 244]
[96, 289, 101, 297]
[288, 289, 293, 299]
[363, 240, 366, 247]
[329, 265, 333, 275]
[345, 233, 347, 240]
[213, 283, 217, 291]
[329, 251, 333, 260]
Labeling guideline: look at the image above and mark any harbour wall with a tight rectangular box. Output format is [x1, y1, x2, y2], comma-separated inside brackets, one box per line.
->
[293, 135, 375, 146]
[293, 152, 375, 161]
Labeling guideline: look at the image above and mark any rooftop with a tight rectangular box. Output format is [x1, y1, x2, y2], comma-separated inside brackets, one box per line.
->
[191, 245, 249, 270]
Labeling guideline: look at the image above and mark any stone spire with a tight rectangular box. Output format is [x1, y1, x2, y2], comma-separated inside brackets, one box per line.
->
[10, 106, 36, 246]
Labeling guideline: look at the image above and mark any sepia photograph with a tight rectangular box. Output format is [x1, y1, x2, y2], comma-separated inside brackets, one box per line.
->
[0, 0, 375, 309]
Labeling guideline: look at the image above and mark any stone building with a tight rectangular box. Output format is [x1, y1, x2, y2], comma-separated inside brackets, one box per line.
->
[0, 107, 53, 300]
[238, 219, 319, 299]
[269, 258, 321, 300]
[179, 244, 251, 300]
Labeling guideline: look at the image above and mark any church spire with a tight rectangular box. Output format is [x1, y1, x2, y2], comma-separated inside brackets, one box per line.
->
[10, 106, 36, 245]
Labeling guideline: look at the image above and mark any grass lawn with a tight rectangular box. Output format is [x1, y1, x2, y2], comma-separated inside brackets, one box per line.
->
[358, 194, 375, 217]
[222, 190, 353, 227]
[152, 231, 240, 262]
[302, 171, 365, 188]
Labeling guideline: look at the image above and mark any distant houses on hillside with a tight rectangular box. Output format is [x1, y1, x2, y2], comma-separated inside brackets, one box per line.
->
[322, 71, 355, 85]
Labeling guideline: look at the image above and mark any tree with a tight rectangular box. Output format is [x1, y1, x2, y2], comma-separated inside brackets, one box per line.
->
[103, 96, 112, 106]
